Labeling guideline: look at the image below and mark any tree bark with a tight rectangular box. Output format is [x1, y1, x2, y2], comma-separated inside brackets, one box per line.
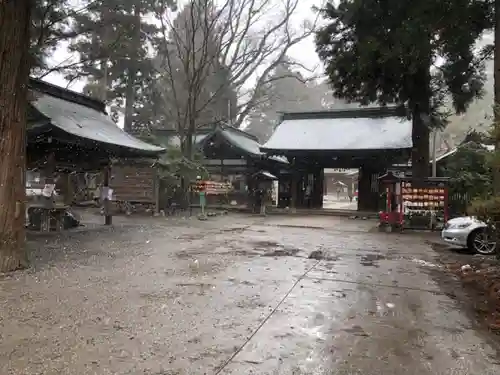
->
[123, 5, 141, 133]
[411, 113, 430, 180]
[410, 68, 432, 181]
[0, 0, 31, 272]
[494, 0, 500, 194]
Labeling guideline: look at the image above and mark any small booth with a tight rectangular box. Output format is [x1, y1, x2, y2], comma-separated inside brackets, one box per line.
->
[378, 172, 449, 231]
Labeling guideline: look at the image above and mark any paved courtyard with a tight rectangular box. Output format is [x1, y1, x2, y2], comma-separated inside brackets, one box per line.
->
[1, 214, 499, 374]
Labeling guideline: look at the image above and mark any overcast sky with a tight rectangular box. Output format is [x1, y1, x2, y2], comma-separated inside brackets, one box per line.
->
[43, 0, 324, 91]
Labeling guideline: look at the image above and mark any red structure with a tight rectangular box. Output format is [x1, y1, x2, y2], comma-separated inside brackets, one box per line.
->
[378, 172, 449, 231]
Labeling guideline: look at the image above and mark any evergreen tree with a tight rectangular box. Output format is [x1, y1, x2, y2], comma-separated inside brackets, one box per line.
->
[68, 0, 176, 132]
[30, 0, 77, 75]
[315, 0, 492, 179]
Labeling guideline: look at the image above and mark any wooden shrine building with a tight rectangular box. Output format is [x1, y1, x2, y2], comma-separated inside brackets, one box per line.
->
[260, 107, 412, 212]
[151, 124, 288, 207]
[198, 124, 288, 205]
[26, 79, 165, 224]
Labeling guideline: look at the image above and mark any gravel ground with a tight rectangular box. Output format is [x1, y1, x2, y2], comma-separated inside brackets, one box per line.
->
[1, 214, 499, 375]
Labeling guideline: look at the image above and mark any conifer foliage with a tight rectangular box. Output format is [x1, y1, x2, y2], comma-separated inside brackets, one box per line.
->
[316, 0, 492, 178]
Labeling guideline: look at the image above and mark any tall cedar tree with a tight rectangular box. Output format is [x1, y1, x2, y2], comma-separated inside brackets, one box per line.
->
[69, 0, 174, 132]
[0, 0, 31, 272]
[316, 0, 491, 179]
[31, 0, 75, 75]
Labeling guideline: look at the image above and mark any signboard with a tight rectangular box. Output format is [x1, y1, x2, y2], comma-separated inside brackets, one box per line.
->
[191, 180, 233, 195]
[401, 182, 446, 210]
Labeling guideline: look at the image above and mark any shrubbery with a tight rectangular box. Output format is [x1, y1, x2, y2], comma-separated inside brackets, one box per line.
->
[465, 129, 500, 257]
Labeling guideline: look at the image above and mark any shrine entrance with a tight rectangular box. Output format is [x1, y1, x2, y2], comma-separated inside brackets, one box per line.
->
[260, 108, 413, 213]
[323, 169, 358, 211]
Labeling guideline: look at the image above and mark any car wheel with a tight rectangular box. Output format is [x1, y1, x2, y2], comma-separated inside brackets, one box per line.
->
[468, 229, 497, 255]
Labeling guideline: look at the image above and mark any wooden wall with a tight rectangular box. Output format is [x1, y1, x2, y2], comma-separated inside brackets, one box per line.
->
[110, 164, 156, 203]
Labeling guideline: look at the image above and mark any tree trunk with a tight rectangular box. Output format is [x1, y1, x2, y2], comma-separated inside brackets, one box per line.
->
[494, 0, 500, 194]
[0, 0, 31, 272]
[410, 68, 432, 181]
[123, 5, 141, 133]
[123, 68, 137, 133]
[492, 0, 500, 259]
[411, 113, 430, 180]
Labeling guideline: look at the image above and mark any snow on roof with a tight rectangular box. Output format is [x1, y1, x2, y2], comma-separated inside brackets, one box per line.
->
[261, 109, 412, 152]
[30, 80, 164, 154]
[219, 125, 262, 157]
[210, 125, 288, 163]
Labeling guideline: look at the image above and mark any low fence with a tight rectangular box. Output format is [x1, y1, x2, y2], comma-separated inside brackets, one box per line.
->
[448, 192, 471, 218]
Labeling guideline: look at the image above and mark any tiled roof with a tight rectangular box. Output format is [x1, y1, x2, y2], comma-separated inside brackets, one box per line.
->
[262, 108, 412, 152]
[29, 79, 164, 154]
[208, 125, 288, 163]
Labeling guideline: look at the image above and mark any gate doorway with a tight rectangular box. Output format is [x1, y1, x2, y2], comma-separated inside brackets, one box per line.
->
[323, 169, 358, 211]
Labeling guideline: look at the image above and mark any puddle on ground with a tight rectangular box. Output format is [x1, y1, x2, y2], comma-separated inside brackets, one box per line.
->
[253, 240, 281, 248]
[359, 254, 386, 267]
[250, 240, 304, 258]
[343, 325, 370, 337]
[412, 258, 441, 268]
[176, 283, 215, 295]
[308, 250, 340, 261]
[262, 248, 301, 257]
[230, 250, 262, 257]
[176, 250, 207, 259]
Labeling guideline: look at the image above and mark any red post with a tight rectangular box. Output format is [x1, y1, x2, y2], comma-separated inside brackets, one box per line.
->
[386, 187, 390, 213]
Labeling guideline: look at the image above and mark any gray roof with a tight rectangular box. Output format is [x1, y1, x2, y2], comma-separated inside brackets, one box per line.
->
[214, 125, 288, 163]
[262, 109, 412, 152]
[219, 126, 263, 157]
[31, 85, 164, 154]
[394, 142, 495, 167]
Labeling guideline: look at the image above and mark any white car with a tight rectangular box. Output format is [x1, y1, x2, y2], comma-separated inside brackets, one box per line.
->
[441, 216, 496, 255]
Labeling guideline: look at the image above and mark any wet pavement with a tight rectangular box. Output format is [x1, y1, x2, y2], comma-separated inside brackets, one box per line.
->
[1, 214, 500, 374]
[322, 195, 357, 210]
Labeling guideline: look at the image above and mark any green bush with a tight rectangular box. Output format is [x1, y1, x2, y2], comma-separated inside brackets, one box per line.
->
[469, 197, 500, 222]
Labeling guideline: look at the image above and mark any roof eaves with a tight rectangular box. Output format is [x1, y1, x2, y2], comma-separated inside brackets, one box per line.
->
[29, 78, 105, 113]
[218, 127, 263, 158]
[219, 123, 260, 142]
[30, 90, 165, 154]
[281, 106, 406, 121]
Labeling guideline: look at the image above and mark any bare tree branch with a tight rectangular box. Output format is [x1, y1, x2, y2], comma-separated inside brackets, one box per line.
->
[152, 0, 318, 149]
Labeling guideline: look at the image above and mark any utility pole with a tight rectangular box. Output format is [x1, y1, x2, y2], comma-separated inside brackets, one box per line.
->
[430, 129, 438, 230]
[431, 129, 437, 177]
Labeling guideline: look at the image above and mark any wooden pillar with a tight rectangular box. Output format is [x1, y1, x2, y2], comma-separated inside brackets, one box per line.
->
[40, 152, 56, 232]
[357, 166, 369, 211]
[64, 173, 73, 206]
[44, 152, 56, 187]
[314, 168, 324, 208]
[290, 158, 297, 212]
[154, 166, 161, 215]
[245, 173, 252, 211]
[290, 174, 297, 213]
[102, 163, 112, 225]
[358, 165, 379, 212]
